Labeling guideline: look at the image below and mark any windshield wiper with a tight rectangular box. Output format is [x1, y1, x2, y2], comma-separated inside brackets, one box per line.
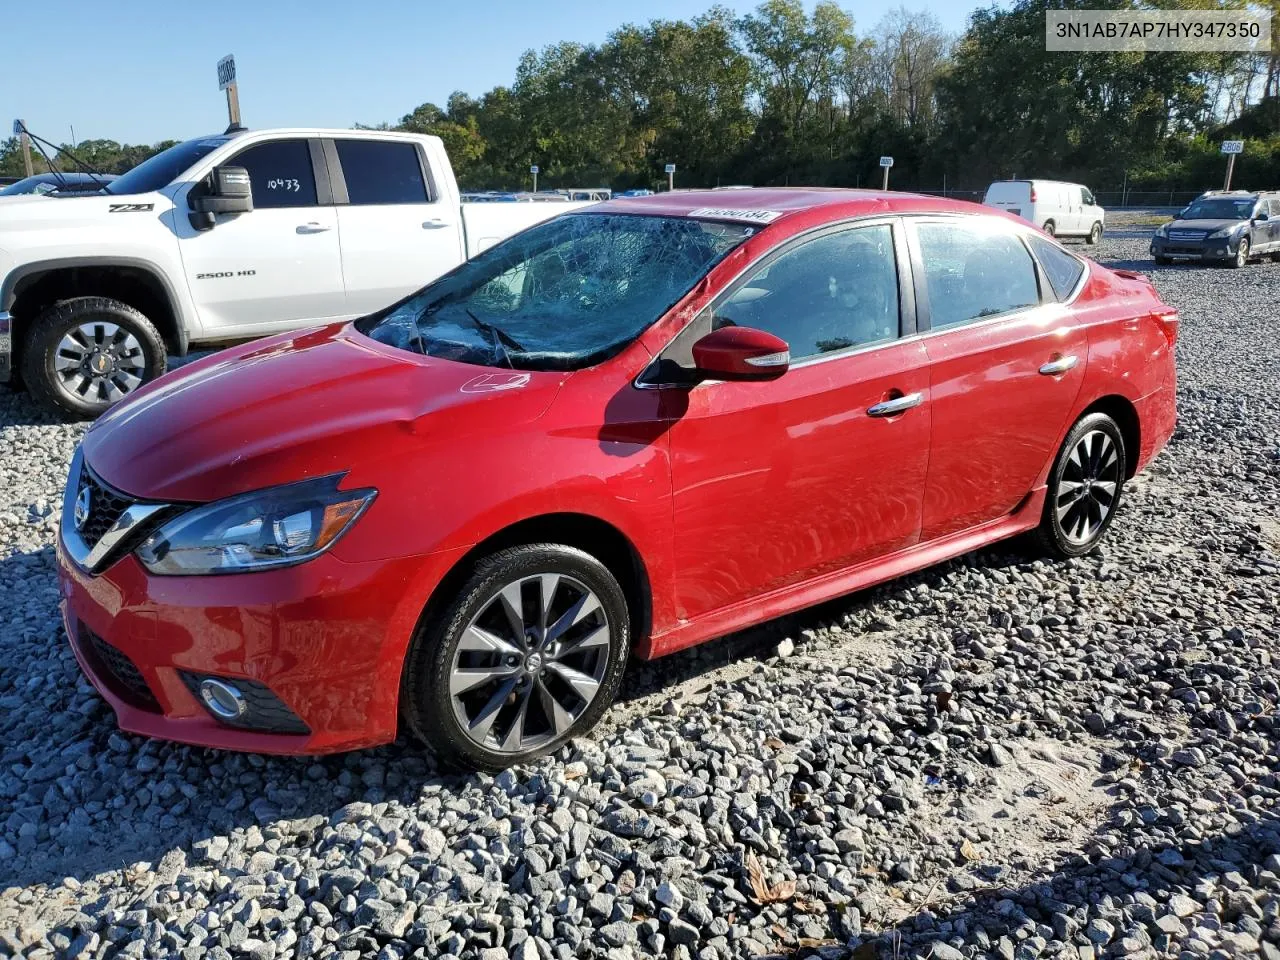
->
[461, 308, 525, 369]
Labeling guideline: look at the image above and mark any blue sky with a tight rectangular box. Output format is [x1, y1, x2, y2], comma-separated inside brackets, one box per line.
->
[5, 0, 974, 147]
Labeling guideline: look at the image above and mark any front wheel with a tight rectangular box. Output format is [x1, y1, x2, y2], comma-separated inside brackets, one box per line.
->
[1034, 412, 1127, 559]
[401, 544, 630, 771]
[1230, 237, 1250, 268]
[1087, 222, 1103, 245]
[22, 297, 167, 419]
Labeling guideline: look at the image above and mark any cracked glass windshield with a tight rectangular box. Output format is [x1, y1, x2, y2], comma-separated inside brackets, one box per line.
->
[358, 213, 754, 370]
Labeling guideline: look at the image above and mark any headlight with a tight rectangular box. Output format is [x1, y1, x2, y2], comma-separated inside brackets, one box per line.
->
[1207, 225, 1240, 240]
[136, 475, 375, 575]
[1155, 224, 1169, 238]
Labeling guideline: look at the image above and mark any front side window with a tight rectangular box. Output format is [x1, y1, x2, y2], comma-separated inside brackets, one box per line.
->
[358, 213, 752, 370]
[1027, 234, 1086, 301]
[335, 140, 429, 205]
[231, 140, 317, 208]
[711, 224, 900, 361]
[915, 220, 1040, 330]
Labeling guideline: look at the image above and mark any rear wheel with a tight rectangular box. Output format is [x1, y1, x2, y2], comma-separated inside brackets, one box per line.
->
[1034, 412, 1127, 559]
[22, 297, 167, 419]
[1042, 220, 1056, 237]
[401, 544, 630, 771]
[1230, 237, 1250, 268]
[1087, 222, 1103, 245]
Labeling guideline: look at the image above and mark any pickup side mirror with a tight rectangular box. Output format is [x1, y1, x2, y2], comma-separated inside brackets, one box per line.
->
[691, 326, 790, 382]
[193, 166, 253, 227]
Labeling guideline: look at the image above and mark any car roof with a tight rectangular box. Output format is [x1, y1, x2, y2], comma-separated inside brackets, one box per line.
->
[590, 187, 1009, 224]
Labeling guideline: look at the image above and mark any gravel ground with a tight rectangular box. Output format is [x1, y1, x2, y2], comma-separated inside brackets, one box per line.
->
[2, 215, 1279, 960]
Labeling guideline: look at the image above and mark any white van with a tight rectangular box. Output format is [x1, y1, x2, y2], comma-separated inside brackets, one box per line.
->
[983, 180, 1105, 244]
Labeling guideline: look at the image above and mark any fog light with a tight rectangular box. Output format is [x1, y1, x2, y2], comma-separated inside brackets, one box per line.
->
[199, 678, 247, 719]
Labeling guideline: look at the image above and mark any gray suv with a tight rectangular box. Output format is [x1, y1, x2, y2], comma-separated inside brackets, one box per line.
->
[1151, 191, 1280, 268]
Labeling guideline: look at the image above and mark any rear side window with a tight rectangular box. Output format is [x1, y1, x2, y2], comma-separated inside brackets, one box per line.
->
[230, 139, 317, 208]
[1027, 234, 1086, 301]
[336, 140, 429, 205]
[915, 220, 1041, 329]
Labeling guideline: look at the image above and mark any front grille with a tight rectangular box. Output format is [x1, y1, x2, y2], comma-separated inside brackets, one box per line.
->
[180, 672, 311, 735]
[1168, 229, 1207, 241]
[82, 628, 159, 710]
[76, 468, 135, 548]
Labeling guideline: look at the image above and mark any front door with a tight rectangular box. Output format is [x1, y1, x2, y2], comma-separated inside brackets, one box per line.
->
[661, 220, 931, 621]
[909, 217, 1088, 541]
[327, 137, 467, 317]
[175, 137, 347, 337]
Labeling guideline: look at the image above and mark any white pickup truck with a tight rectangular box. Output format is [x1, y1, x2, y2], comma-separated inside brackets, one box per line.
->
[0, 128, 587, 416]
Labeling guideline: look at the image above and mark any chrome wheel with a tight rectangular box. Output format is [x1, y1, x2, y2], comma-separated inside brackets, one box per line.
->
[1055, 429, 1121, 545]
[449, 573, 611, 754]
[1236, 238, 1250, 268]
[54, 322, 146, 404]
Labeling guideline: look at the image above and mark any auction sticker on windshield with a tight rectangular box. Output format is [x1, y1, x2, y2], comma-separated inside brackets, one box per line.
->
[688, 207, 782, 224]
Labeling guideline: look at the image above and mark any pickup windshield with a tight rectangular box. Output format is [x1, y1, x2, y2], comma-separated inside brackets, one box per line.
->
[106, 136, 232, 195]
[358, 213, 754, 370]
[1181, 198, 1256, 220]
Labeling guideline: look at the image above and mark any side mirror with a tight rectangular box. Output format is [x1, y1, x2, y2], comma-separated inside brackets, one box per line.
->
[691, 326, 790, 382]
[1256, 211, 1269, 222]
[195, 165, 253, 217]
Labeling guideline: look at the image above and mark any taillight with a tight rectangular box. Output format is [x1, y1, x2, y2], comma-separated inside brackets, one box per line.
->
[1154, 309, 1179, 347]
[1029, 186, 1037, 202]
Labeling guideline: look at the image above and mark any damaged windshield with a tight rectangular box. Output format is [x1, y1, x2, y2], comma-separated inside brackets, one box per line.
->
[357, 213, 753, 370]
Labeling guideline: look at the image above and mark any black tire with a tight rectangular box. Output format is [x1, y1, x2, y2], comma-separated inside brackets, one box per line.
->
[1230, 237, 1250, 268]
[1034, 412, 1127, 559]
[401, 544, 631, 771]
[1087, 222, 1103, 245]
[22, 297, 167, 419]
[1042, 220, 1056, 237]
[1153, 255, 1172, 266]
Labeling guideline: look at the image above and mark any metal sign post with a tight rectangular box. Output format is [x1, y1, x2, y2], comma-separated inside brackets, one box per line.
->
[14, 119, 33, 177]
[665, 163, 676, 191]
[217, 55, 241, 128]
[530, 164, 539, 193]
[879, 155, 894, 190]
[1221, 140, 1243, 190]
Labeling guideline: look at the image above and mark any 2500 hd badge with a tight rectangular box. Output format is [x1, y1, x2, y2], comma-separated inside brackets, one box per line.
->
[195, 270, 257, 280]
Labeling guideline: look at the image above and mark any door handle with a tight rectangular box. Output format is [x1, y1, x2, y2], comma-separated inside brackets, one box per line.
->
[867, 392, 923, 417]
[422, 219, 449, 229]
[296, 222, 332, 234]
[1039, 355, 1079, 376]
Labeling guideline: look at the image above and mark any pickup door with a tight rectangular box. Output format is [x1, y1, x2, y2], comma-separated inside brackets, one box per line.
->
[326, 138, 467, 317]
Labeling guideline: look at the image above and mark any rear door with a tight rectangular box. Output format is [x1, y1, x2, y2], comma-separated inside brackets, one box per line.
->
[175, 137, 347, 335]
[327, 137, 466, 317]
[659, 219, 931, 621]
[909, 217, 1088, 541]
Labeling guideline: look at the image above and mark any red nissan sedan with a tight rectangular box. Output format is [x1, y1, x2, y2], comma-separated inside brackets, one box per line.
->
[56, 190, 1178, 770]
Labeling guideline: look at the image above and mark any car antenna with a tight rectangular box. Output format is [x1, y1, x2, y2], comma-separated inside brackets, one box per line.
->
[13, 123, 111, 190]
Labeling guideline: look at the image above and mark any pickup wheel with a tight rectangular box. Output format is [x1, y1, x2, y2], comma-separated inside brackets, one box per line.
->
[22, 297, 167, 419]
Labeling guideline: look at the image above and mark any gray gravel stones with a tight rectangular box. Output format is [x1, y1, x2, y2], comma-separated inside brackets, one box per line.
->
[2, 214, 1280, 958]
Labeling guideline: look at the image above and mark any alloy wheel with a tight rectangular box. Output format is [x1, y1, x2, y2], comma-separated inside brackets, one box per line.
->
[54, 322, 146, 404]
[1236, 239, 1250, 268]
[449, 573, 611, 754]
[1055, 429, 1121, 545]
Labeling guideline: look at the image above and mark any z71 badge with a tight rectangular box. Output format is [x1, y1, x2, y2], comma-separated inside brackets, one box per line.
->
[108, 203, 154, 213]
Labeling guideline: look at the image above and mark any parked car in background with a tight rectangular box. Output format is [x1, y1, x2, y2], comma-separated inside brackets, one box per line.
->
[619, 189, 653, 197]
[57, 189, 1178, 769]
[0, 128, 596, 417]
[983, 179, 1104, 243]
[1150, 190, 1280, 267]
[560, 188, 612, 201]
[0, 172, 118, 197]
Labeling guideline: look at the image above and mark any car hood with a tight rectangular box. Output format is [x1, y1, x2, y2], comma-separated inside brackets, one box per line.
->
[1164, 218, 1246, 232]
[82, 324, 568, 503]
[0, 190, 166, 231]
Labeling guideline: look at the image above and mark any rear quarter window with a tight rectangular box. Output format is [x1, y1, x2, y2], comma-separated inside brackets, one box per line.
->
[1027, 234, 1086, 301]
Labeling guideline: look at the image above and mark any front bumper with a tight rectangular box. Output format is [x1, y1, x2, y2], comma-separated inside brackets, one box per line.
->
[1150, 236, 1236, 261]
[55, 454, 464, 754]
